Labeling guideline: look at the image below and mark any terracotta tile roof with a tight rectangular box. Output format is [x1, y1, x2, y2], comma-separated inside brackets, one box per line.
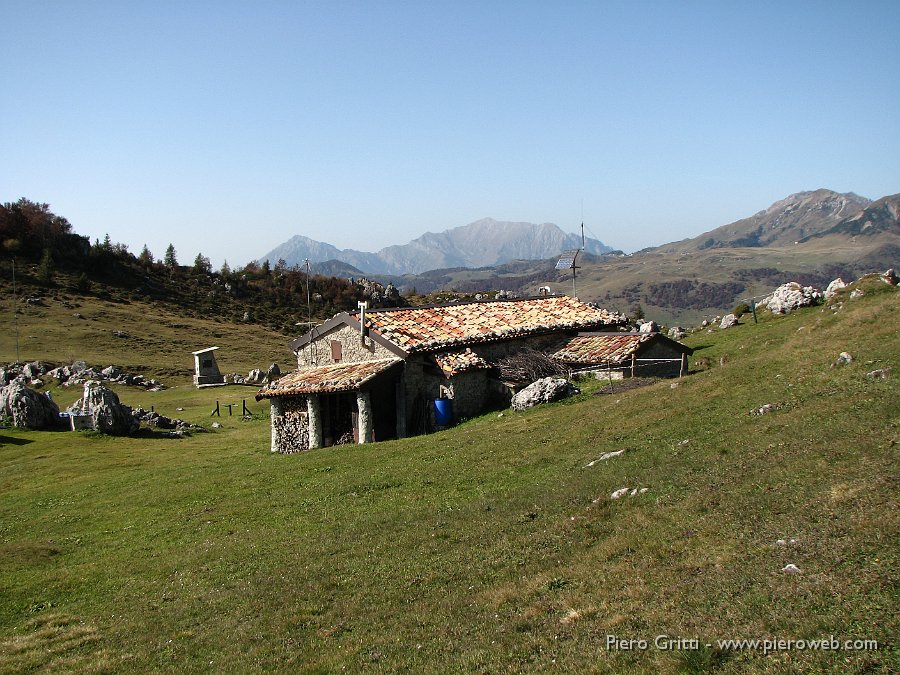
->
[356, 296, 623, 353]
[549, 333, 651, 364]
[432, 348, 493, 376]
[256, 358, 401, 398]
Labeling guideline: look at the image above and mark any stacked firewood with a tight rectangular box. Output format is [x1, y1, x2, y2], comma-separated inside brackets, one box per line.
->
[497, 348, 567, 384]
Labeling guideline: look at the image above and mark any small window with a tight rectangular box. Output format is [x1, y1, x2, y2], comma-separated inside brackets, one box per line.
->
[330, 340, 343, 362]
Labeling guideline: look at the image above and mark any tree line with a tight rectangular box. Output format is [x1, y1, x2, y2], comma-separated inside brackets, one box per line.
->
[0, 198, 404, 330]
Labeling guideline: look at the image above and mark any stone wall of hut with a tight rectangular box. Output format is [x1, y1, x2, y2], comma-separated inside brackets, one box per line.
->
[295, 325, 397, 368]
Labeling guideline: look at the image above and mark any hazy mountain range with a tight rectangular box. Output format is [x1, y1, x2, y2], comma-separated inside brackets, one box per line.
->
[346, 189, 897, 325]
[259, 218, 613, 275]
[257, 188, 897, 325]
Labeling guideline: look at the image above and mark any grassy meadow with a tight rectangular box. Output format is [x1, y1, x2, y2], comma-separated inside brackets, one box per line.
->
[0, 277, 898, 673]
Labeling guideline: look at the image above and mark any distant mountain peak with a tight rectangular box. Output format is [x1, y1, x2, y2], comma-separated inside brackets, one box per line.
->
[259, 219, 613, 275]
[672, 189, 874, 251]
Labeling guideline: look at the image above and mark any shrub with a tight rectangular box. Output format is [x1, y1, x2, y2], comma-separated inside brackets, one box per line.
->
[733, 302, 750, 317]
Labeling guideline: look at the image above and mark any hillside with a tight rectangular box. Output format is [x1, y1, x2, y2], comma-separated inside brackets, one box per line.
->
[388, 191, 898, 326]
[259, 218, 612, 275]
[1, 275, 897, 672]
[660, 189, 872, 252]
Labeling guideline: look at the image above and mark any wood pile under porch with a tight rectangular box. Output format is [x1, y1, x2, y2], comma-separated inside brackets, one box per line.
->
[256, 358, 403, 453]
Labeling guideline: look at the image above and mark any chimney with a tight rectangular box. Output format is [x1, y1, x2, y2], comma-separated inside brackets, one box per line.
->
[358, 301, 368, 345]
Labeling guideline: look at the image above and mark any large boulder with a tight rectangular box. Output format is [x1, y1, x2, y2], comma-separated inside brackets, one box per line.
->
[761, 282, 822, 315]
[0, 382, 61, 430]
[70, 383, 140, 435]
[824, 278, 847, 300]
[511, 377, 580, 411]
[719, 314, 738, 330]
[639, 320, 658, 334]
[667, 326, 686, 340]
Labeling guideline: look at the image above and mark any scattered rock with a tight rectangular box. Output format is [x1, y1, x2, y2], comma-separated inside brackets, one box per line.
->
[1, 360, 167, 391]
[667, 326, 686, 340]
[750, 403, 779, 416]
[639, 320, 658, 334]
[835, 352, 853, 366]
[866, 368, 891, 379]
[511, 377, 579, 411]
[585, 449, 625, 466]
[781, 563, 802, 575]
[112, 330, 129, 338]
[132, 407, 203, 434]
[211, 422, 223, 429]
[606, 487, 649, 501]
[849, 289, 865, 300]
[246, 369, 266, 385]
[719, 314, 738, 329]
[670, 381, 680, 389]
[101, 366, 121, 379]
[882, 268, 898, 286]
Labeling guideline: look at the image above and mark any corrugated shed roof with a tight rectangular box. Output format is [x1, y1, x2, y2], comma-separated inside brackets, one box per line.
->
[354, 296, 623, 353]
[549, 334, 651, 364]
[256, 358, 401, 398]
[432, 348, 493, 376]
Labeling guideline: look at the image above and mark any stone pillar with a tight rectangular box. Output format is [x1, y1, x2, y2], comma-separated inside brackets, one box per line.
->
[307, 395, 323, 449]
[269, 397, 284, 453]
[356, 390, 373, 444]
[395, 379, 406, 439]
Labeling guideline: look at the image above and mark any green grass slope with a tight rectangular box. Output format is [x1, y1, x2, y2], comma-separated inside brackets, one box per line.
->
[0, 282, 295, 380]
[0, 278, 897, 673]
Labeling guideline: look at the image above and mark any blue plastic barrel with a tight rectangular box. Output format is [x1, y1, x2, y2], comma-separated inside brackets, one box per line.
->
[433, 398, 454, 426]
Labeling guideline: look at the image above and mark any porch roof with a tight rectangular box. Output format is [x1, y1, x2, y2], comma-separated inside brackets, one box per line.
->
[255, 358, 402, 399]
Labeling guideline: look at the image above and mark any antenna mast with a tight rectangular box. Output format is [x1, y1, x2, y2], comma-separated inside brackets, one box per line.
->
[304, 258, 318, 365]
[12, 259, 20, 364]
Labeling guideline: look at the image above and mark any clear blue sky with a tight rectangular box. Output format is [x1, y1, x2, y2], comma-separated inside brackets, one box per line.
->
[3, 0, 898, 268]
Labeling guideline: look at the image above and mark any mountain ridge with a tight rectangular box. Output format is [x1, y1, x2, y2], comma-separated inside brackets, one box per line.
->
[259, 218, 613, 275]
[657, 189, 874, 252]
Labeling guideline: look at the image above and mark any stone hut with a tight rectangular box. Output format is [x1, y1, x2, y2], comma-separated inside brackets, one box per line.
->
[549, 332, 693, 378]
[257, 295, 625, 452]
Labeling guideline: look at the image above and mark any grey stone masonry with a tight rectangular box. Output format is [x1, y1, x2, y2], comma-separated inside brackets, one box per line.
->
[296, 324, 396, 368]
